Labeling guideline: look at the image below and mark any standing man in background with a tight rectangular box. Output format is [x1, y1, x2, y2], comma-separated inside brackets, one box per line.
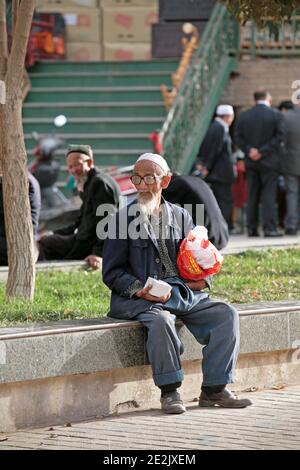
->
[197, 105, 236, 231]
[280, 102, 300, 235]
[235, 90, 285, 237]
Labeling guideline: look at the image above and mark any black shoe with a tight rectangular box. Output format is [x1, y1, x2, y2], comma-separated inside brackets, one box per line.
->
[248, 230, 259, 237]
[264, 230, 283, 237]
[285, 229, 298, 236]
[199, 388, 252, 408]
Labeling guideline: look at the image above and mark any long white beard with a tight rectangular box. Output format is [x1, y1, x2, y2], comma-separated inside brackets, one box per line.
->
[138, 191, 159, 218]
[76, 175, 88, 193]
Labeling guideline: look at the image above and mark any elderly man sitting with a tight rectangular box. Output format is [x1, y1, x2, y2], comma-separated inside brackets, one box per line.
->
[39, 145, 120, 269]
[102, 153, 252, 414]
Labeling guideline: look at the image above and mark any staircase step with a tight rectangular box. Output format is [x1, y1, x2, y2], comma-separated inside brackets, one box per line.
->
[26, 87, 163, 103]
[24, 117, 163, 134]
[28, 149, 148, 169]
[25, 133, 151, 150]
[27, 148, 147, 158]
[22, 102, 166, 119]
[29, 73, 172, 88]
[29, 59, 178, 74]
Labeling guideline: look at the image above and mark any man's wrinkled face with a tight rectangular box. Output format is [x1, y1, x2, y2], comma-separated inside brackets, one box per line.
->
[132, 160, 171, 215]
[67, 153, 92, 180]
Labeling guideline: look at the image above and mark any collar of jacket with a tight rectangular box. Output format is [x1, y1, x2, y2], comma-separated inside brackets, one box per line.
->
[78, 167, 97, 198]
[215, 117, 229, 133]
[84, 167, 97, 190]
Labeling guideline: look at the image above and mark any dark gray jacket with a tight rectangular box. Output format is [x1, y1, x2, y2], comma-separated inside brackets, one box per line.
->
[282, 108, 300, 176]
[102, 200, 210, 319]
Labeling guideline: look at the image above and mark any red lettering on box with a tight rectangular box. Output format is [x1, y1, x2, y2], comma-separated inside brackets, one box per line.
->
[115, 14, 133, 30]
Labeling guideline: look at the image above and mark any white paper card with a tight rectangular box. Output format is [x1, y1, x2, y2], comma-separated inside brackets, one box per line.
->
[144, 277, 172, 298]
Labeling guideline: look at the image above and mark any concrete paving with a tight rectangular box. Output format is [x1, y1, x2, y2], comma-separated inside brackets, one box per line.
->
[1, 385, 299, 450]
[223, 233, 299, 254]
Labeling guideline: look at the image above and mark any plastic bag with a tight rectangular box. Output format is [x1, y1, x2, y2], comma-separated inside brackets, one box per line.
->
[177, 226, 223, 280]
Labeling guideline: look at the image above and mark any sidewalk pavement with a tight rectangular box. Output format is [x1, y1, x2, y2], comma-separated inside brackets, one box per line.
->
[223, 233, 299, 254]
[1, 385, 299, 450]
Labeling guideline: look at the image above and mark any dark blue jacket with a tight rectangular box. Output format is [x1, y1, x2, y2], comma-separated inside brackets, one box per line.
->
[102, 200, 199, 319]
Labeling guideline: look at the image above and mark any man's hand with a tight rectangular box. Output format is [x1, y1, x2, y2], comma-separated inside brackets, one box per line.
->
[196, 163, 209, 177]
[185, 279, 207, 291]
[249, 148, 262, 161]
[36, 231, 53, 242]
[85, 255, 102, 270]
[135, 284, 171, 303]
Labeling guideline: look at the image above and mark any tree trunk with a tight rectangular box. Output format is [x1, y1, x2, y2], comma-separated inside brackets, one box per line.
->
[0, 0, 7, 81]
[0, 0, 36, 300]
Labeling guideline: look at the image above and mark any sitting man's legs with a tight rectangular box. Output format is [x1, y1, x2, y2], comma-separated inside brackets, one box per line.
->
[38, 234, 76, 261]
[135, 300, 252, 414]
[181, 298, 252, 408]
[136, 308, 186, 414]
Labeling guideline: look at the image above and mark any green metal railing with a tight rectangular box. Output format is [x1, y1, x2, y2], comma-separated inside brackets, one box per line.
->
[241, 14, 300, 58]
[161, 3, 239, 174]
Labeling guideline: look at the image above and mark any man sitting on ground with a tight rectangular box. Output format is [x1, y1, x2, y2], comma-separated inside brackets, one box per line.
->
[39, 145, 120, 269]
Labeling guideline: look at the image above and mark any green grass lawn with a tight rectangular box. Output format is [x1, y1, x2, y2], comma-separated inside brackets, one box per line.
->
[0, 247, 299, 327]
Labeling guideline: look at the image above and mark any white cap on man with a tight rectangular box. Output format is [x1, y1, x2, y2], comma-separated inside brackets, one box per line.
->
[136, 153, 170, 175]
[216, 104, 234, 117]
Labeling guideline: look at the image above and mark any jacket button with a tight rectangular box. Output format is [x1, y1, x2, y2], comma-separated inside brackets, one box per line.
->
[155, 258, 160, 264]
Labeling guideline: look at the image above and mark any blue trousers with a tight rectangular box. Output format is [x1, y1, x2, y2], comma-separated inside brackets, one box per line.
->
[135, 297, 240, 387]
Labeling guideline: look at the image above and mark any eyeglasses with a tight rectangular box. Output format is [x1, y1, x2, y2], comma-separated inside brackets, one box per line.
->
[130, 174, 164, 185]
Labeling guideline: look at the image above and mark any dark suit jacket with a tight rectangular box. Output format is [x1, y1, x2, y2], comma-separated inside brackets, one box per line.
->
[235, 104, 286, 171]
[163, 175, 229, 250]
[282, 108, 300, 176]
[55, 168, 120, 258]
[198, 119, 236, 184]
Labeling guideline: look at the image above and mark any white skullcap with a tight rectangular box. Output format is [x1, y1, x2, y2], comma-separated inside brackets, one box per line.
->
[216, 104, 234, 116]
[136, 153, 170, 175]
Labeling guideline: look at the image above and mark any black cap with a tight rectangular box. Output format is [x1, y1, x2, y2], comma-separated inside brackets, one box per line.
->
[67, 144, 93, 159]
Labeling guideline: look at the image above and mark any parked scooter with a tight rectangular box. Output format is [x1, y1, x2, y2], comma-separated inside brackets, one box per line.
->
[29, 115, 75, 223]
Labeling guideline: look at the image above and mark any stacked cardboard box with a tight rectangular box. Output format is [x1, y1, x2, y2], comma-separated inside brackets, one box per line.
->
[36, 0, 102, 61]
[36, 1, 99, 7]
[36, 0, 158, 61]
[101, 0, 158, 61]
